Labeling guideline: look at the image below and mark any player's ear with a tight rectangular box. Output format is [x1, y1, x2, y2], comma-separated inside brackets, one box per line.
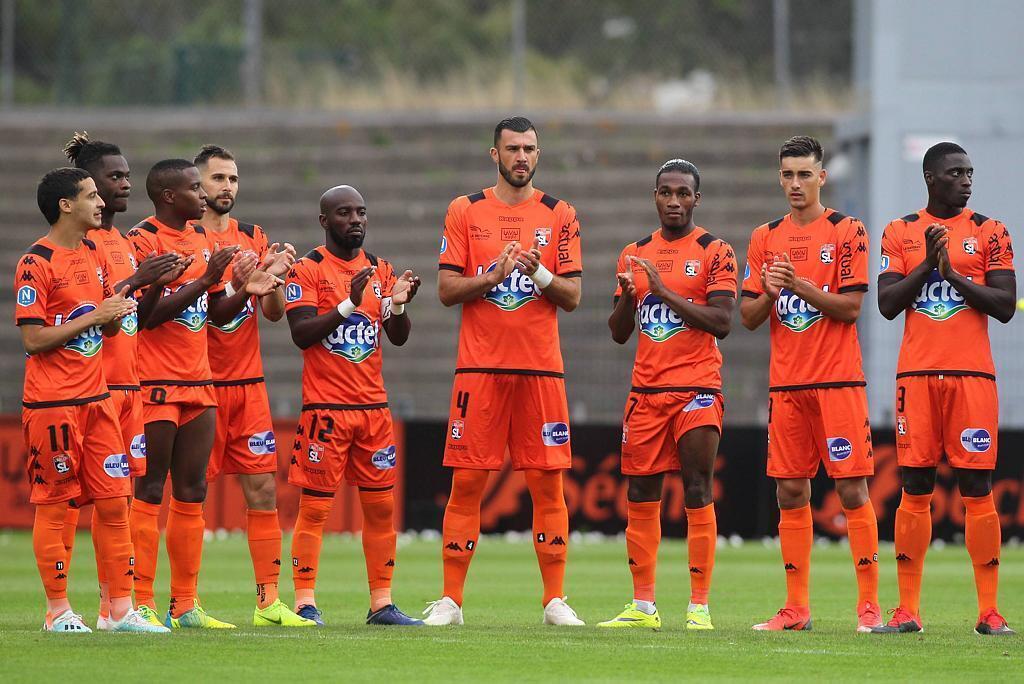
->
[318, 214, 327, 230]
[818, 168, 827, 187]
[693, 191, 701, 207]
[489, 147, 499, 164]
[161, 187, 175, 206]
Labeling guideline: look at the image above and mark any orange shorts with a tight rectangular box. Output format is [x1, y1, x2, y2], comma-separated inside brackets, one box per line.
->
[111, 389, 146, 477]
[767, 385, 873, 479]
[141, 383, 217, 427]
[895, 374, 998, 470]
[443, 372, 571, 471]
[208, 382, 276, 480]
[288, 407, 397, 491]
[621, 391, 724, 476]
[22, 396, 131, 504]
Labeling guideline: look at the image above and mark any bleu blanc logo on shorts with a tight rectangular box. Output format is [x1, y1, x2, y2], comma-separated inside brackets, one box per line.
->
[57, 303, 103, 357]
[827, 437, 853, 462]
[479, 262, 538, 311]
[914, 269, 967, 321]
[165, 283, 208, 332]
[285, 282, 302, 303]
[541, 422, 570, 447]
[371, 445, 397, 470]
[638, 292, 688, 342]
[129, 433, 146, 460]
[323, 312, 379, 363]
[775, 287, 824, 332]
[879, 255, 890, 273]
[248, 431, 277, 455]
[17, 285, 36, 307]
[684, 394, 716, 412]
[103, 453, 130, 478]
[212, 298, 254, 333]
[960, 428, 992, 453]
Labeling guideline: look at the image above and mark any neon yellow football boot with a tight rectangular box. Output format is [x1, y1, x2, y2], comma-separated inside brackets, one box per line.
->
[165, 600, 236, 629]
[137, 605, 165, 627]
[596, 602, 661, 629]
[686, 603, 714, 630]
[254, 599, 317, 627]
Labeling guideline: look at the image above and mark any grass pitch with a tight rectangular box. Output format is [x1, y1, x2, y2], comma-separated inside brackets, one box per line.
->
[0, 531, 1020, 682]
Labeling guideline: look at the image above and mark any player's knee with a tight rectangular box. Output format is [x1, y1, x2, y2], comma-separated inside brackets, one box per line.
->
[133, 478, 166, 505]
[172, 481, 207, 504]
[835, 477, 869, 509]
[242, 475, 277, 510]
[627, 477, 662, 503]
[900, 467, 936, 496]
[683, 477, 712, 508]
[957, 470, 992, 498]
[775, 479, 810, 507]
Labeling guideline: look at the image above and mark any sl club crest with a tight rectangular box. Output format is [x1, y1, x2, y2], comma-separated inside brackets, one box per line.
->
[820, 243, 836, 264]
[372, 280, 382, 299]
[450, 420, 464, 440]
[685, 260, 701, 277]
[896, 415, 907, 436]
[307, 442, 324, 463]
[963, 237, 978, 255]
[534, 228, 551, 246]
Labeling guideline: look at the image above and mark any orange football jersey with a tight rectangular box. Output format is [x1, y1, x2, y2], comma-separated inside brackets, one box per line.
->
[285, 246, 396, 407]
[615, 227, 737, 391]
[206, 218, 269, 383]
[15, 237, 113, 405]
[741, 209, 869, 390]
[880, 208, 1015, 378]
[88, 227, 140, 389]
[439, 187, 582, 375]
[126, 217, 223, 385]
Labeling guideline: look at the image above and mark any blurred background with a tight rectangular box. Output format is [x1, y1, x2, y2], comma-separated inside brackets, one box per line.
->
[0, 0, 1021, 537]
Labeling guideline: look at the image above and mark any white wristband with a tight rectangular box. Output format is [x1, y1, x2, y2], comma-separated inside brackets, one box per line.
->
[224, 282, 236, 297]
[391, 302, 405, 315]
[529, 264, 554, 289]
[336, 298, 357, 318]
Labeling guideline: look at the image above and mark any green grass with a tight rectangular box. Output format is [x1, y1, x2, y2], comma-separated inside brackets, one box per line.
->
[0, 531, 1020, 682]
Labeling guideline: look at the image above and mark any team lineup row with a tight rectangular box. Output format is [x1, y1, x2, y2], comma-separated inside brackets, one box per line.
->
[15, 117, 1016, 635]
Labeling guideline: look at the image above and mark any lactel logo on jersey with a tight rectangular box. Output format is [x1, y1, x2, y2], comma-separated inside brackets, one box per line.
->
[103, 453, 130, 478]
[541, 422, 570, 446]
[285, 283, 302, 303]
[638, 293, 687, 342]
[684, 394, 716, 412]
[372, 445, 397, 470]
[59, 303, 103, 357]
[129, 433, 146, 460]
[960, 428, 992, 453]
[480, 262, 538, 311]
[827, 437, 853, 462]
[775, 288, 824, 332]
[248, 431, 277, 455]
[166, 283, 208, 332]
[212, 298, 254, 333]
[120, 310, 138, 336]
[322, 312, 378, 363]
[914, 270, 967, 321]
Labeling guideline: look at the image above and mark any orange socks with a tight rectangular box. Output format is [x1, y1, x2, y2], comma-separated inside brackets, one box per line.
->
[625, 500, 660, 602]
[525, 469, 569, 606]
[247, 509, 282, 609]
[894, 491, 931, 615]
[166, 498, 204, 618]
[844, 501, 879, 606]
[291, 493, 333, 607]
[778, 505, 813, 608]
[441, 468, 488, 606]
[964, 493, 1001, 615]
[90, 507, 111, 619]
[359, 489, 397, 610]
[34, 502, 70, 612]
[129, 498, 161, 610]
[63, 505, 79, 576]
[93, 497, 135, 620]
[686, 503, 717, 605]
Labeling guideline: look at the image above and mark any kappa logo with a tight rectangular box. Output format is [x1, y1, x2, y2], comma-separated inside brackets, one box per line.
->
[827, 437, 853, 462]
[17, 285, 36, 307]
[535, 228, 551, 246]
[103, 453, 130, 478]
[960, 428, 991, 453]
[445, 541, 463, 552]
[683, 394, 716, 412]
[548, 536, 565, 546]
[450, 419, 464, 440]
[285, 282, 302, 303]
[52, 454, 71, 474]
[895, 553, 911, 562]
[963, 237, 978, 255]
[541, 422, 570, 447]
[307, 442, 324, 463]
[784, 563, 798, 571]
[371, 445, 397, 470]
[248, 431, 277, 456]
[684, 259, 701, 277]
[129, 433, 146, 460]
[689, 566, 703, 574]
[820, 243, 836, 263]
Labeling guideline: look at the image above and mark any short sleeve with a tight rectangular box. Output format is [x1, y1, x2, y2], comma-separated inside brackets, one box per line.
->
[706, 239, 738, 299]
[126, 227, 157, 263]
[379, 260, 397, 298]
[203, 233, 226, 295]
[879, 221, 907, 277]
[837, 219, 869, 293]
[254, 225, 270, 261]
[439, 199, 469, 273]
[741, 228, 765, 298]
[555, 204, 582, 277]
[984, 220, 1015, 273]
[613, 246, 630, 299]
[285, 258, 319, 312]
[14, 254, 48, 326]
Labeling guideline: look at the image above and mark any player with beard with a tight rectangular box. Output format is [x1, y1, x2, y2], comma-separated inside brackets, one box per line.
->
[126, 159, 279, 629]
[63, 132, 180, 629]
[193, 144, 310, 627]
[599, 160, 736, 630]
[424, 116, 584, 626]
[875, 143, 1016, 635]
[285, 185, 423, 626]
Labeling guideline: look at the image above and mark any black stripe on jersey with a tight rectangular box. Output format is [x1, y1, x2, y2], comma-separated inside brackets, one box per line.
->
[302, 402, 389, 411]
[769, 380, 866, 393]
[108, 384, 140, 392]
[134, 220, 159, 234]
[707, 289, 736, 299]
[696, 232, 717, 249]
[212, 377, 264, 387]
[365, 252, 379, 267]
[971, 212, 991, 226]
[986, 268, 1015, 277]
[827, 211, 848, 225]
[740, 289, 761, 298]
[468, 191, 486, 203]
[630, 386, 721, 395]
[82, 238, 96, 250]
[438, 263, 464, 272]
[635, 235, 653, 247]
[767, 217, 784, 230]
[837, 284, 869, 293]
[896, 370, 996, 381]
[540, 193, 560, 211]
[901, 213, 921, 223]
[139, 379, 213, 387]
[193, 225, 206, 235]
[23, 392, 111, 409]
[303, 248, 324, 263]
[455, 367, 565, 379]
[16, 317, 45, 326]
[25, 243, 54, 261]
[560, 270, 582, 278]
[237, 221, 256, 238]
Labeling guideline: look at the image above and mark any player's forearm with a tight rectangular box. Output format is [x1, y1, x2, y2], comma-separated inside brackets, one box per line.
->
[101, 319, 122, 337]
[136, 285, 163, 328]
[20, 315, 103, 355]
[542, 275, 581, 312]
[383, 313, 411, 346]
[792, 281, 862, 324]
[437, 270, 500, 306]
[142, 280, 210, 329]
[260, 288, 286, 322]
[740, 295, 772, 330]
[608, 295, 636, 344]
[662, 291, 733, 339]
[945, 272, 1017, 323]
[877, 263, 932, 319]
[288, 310, 346, 350]
[208, 289, 250, 326]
